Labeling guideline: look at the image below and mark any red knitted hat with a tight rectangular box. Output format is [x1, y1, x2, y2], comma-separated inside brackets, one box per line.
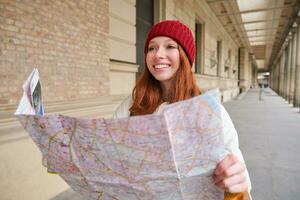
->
[144, 20, 195, 66]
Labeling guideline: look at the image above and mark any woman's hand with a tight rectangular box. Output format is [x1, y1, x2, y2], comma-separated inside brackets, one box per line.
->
[213, 154, 248, 193]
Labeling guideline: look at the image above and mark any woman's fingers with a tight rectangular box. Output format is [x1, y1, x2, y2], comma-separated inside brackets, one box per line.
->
[213, 162, 246, 183]
[215, 170, 247, 189]
[213, 154, 248, 193]
[214, 154, 239, 176]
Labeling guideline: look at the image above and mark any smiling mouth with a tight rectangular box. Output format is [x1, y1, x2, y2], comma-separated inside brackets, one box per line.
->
[154, 64, 171, 69]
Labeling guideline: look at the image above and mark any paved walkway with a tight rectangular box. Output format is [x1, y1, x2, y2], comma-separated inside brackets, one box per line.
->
[224, 88, 300, 200]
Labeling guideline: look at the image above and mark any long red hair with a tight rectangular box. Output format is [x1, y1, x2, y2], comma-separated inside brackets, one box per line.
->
[129, 46, 200, 116]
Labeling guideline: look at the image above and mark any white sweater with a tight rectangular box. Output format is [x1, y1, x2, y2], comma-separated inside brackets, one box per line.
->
[113, 95, 251, 191]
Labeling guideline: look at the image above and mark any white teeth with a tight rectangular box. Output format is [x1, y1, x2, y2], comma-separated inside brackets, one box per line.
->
[154, 64, 170, 69]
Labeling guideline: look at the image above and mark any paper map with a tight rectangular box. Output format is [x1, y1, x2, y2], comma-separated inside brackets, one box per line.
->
[15, 69, 225, 200]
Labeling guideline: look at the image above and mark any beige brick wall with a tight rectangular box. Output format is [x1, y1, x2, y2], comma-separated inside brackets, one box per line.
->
[0, 0, 110, 104]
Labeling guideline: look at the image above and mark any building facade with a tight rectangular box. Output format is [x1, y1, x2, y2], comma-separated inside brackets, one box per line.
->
[0, 0, 256, 106]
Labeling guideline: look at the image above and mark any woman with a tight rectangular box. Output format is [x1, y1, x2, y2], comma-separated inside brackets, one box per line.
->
[114, 20, 251, 199]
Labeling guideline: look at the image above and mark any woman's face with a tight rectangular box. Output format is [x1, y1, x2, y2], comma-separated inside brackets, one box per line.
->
[146, 36, 180, 87]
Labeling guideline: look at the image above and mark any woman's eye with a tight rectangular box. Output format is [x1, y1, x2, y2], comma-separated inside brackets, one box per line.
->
[148, 46, 155, 51]
[167, 45, 177, 49]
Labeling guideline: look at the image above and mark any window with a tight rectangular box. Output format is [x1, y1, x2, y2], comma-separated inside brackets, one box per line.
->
[225, 49, 231, 73]
[217, 40, 222, 76]
[195, 22, 205, 74]
[136, 0, 154, 79]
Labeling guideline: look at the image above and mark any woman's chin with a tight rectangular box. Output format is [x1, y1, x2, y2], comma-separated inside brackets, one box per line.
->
[153, 75, 174, 83]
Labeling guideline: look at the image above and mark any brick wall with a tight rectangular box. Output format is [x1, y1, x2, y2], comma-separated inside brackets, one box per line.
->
[0, 0, 109, 104]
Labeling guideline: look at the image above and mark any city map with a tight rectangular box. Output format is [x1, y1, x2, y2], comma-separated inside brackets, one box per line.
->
[15, 69, 225, 200]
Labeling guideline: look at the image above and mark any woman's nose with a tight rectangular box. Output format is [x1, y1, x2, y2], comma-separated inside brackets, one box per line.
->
[154, 46, 166, 58]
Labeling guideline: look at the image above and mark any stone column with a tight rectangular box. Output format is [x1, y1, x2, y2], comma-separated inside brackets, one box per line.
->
[279, 44, 287, 97]
[275, 59, 280, 93]
[238, 47, 250, 92]
[283, 35, 291, 99]
[277, 55, 281, 94]
[279, 53, 282, 95]
[269, 65, 273, 89]
[270, 58, 278, 92]
[277, 60, 280, 93]
[273, 61, 276, 91]
[289, 25, 298, 104]
[273, 57, 281, 94]
[285, 33, 292, 100]
[294, 18, 300, 108]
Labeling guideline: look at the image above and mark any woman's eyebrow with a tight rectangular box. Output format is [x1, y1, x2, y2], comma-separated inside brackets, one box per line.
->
[148, 41, 157, 46]
[165, 39, 176, 43]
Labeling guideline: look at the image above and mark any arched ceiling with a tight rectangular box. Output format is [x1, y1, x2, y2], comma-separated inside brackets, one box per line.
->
[206, 0, 300, 72]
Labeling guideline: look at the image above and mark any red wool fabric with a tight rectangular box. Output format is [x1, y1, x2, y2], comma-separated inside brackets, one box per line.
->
[144, 20, 195, 66]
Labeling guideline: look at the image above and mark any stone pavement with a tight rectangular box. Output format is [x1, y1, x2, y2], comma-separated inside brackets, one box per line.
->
[224, 88, 300, 200]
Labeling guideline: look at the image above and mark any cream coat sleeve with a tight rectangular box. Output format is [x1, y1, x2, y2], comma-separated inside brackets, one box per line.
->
[112, 95, 132, 119]
[221, 104, 252, 191]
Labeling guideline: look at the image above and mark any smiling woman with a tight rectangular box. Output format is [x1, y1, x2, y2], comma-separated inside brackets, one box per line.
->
[146, 37, 180, 88]
[128, 20, 200, 115]
[113, 20, 251, 199]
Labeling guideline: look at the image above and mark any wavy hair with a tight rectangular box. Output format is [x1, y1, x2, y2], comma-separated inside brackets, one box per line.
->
[129, 46, 200, 116]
